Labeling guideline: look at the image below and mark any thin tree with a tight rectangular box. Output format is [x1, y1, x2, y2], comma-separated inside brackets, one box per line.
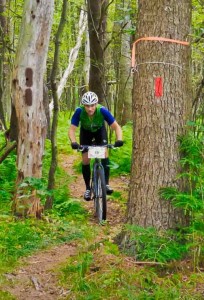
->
[45, 0, 68, 209]
[57, 7, 87, 101]
[112, 0, 134, 125]
[48, 7, 87, 115]
[12, 0, 54, 217]
[125, 0, 192, 231]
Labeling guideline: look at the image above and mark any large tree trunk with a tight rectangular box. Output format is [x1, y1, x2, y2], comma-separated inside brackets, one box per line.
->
[87, 0, 108, 103]
[127, 0, 192, 229]
[0, 0, 7, 130]
[12, 0, 54, 217]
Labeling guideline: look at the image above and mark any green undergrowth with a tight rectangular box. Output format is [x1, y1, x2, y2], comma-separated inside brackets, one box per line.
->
[109, 122, 132, 176]
[57, 112, 74, 155]
[0, 290, 15, 300]
[0, 213, 84, 271]
[0, 135, 16, 214]
[110, 190, 127, 204]
[0, 131, 88, 279]
[56, 122, 204, 299]
[159, 123, 204, 270]
[58, 235, 204, 300]
[121, 225, 188, 263]
[1, 117, 204, 299]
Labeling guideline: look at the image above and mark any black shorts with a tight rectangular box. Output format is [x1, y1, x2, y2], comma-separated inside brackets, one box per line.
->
[80, 125, 108, 152]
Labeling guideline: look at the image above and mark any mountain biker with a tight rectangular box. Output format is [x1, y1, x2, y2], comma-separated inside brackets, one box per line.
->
[68, 91, 123, 201]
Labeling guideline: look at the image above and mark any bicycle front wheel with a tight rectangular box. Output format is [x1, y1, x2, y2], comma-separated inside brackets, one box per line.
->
[95, 167, 107, 222]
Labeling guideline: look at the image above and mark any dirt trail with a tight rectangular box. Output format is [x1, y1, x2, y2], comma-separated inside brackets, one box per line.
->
[3, 154, 128, 299]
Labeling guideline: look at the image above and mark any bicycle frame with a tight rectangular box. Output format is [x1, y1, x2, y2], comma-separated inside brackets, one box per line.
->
[91, 151, 107, 222]
[79, 145, 114, 223]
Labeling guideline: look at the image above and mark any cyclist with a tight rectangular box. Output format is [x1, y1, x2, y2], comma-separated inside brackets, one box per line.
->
[68, 91, 123, 201]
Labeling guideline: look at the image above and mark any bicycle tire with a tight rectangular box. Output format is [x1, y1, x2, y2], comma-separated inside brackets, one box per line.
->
[94, 167, 107, 222]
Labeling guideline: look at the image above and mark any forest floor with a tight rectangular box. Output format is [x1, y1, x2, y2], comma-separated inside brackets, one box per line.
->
[2, 153, 129, 300]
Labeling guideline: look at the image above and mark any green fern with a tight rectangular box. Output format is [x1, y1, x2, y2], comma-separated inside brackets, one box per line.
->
[160, 124, 204, 268]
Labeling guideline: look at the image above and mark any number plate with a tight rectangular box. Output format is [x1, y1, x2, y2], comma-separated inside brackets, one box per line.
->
[88, 147, 106, 159]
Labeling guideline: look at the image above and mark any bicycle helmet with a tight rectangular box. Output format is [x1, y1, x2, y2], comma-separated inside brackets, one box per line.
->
[81, 91, 98, 105]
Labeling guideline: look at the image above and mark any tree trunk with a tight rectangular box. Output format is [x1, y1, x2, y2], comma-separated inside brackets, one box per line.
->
[87, 0, 108, 103]
[0, 0, 7, 130]
[45, 0, 68, 210]
[43, 83, 51, 139]
[12, 0, 54, 217]
[48, 7, 87, 116]
[9, 104, 18, 141]
[112, 0, 133, 125]
[0, 140, 16, 164]
[83, 30, 90, 88]
[118, 20, 133, 125]
[57, 7, 87, 101]
[127, 0, 192, 229]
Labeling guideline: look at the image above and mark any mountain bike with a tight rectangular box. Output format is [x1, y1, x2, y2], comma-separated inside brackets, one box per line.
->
[79, 144, 114, 223]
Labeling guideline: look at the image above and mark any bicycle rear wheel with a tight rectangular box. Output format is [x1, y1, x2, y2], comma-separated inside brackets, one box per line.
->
[94, 167, 107, 222]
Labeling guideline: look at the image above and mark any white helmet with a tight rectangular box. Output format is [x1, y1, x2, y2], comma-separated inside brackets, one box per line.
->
[81, 91, 98, 105]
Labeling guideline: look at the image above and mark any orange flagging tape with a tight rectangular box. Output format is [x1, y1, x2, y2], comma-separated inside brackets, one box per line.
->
[131, 36, 190, 68]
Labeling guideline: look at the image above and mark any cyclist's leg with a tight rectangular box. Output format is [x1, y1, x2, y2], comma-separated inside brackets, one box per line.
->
[80, 128, 93, 199]
[101, 157, 110, 184]
[94, 126, 113, 194]
[102, 157, 113, 194]
[82, 152, 91, 189]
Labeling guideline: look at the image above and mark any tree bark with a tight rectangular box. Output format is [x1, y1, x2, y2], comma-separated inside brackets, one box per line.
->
[0, 0, 7, 130]
[192, 69, 204, 123]
[45, 0, 68, 210]
[87, 0, 108, 103]
[83, 30, 90, 88]
[112, 0, 133, 125]
[0, 140, 16, 164]
[57, 7, 87, 101]
[127, 0, 192, 229]
[43, 83, 51, 139]
[12, 0, 54, 217]
[48, 7, 87, 116]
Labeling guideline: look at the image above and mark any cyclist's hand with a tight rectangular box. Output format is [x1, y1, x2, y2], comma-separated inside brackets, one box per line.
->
[114, 140, 124, 147]
[71, 142, 80, 149]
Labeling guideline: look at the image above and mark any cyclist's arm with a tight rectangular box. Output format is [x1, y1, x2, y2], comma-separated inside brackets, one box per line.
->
[100, 107, 123, 141]
[68, 107, 81, 143]
[110, 121, 123, 141]
[68, 124, 78, 143]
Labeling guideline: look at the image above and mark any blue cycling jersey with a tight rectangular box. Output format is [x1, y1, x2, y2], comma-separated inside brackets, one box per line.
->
[71, 106, 115, 129]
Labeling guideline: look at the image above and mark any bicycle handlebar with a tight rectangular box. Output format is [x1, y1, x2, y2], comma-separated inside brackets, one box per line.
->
[77, 144, 115, 152]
